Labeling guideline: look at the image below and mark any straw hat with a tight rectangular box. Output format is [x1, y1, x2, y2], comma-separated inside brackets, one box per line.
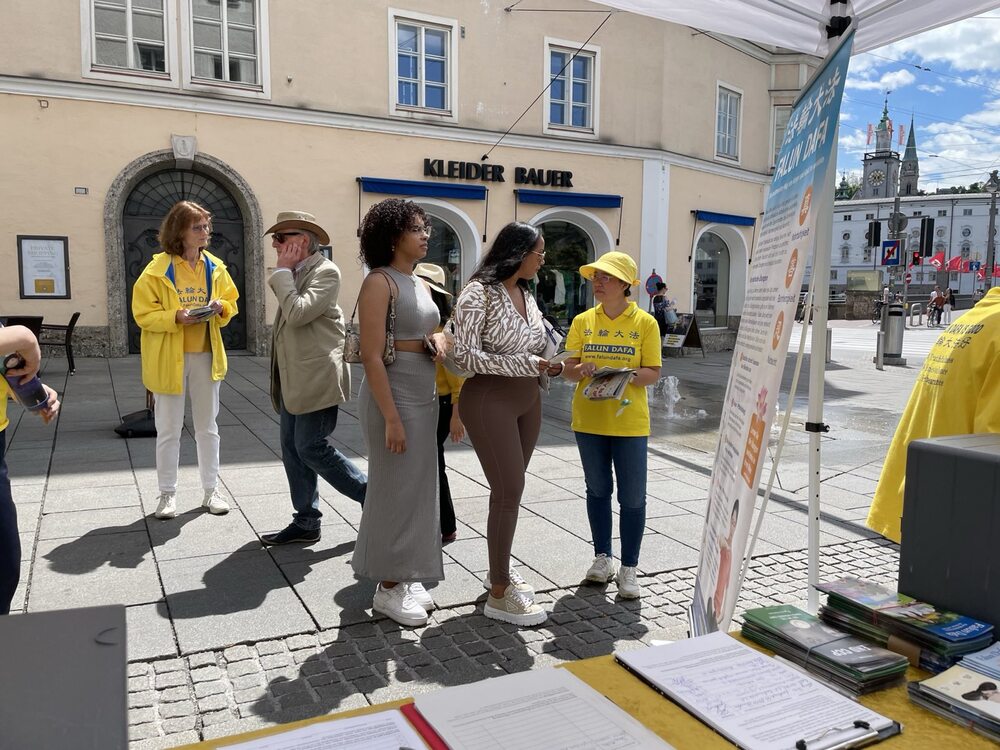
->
[263, 210, 330, 246]
[414, 262, 452, 297]
[579, 251, 640, 286]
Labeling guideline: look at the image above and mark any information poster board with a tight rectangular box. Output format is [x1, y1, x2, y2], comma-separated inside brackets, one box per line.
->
[661, 313, 706, 356]
[689, 31, 854, 635]
[17, 235, 70, 299]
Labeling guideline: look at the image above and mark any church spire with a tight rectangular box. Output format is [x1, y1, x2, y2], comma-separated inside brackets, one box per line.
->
[903, 115, 918, 163]
[900, 115, 919, 196]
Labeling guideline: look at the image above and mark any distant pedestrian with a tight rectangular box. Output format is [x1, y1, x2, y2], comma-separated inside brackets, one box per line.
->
[1, 325, 61, 614]
[562, 251, 661, 599]
[452, 222, 563, 627]
[351, 199, 448, 628]
[261, 210, 367, 546]
[415, 262, 465, 545]
[929, 285, 945, 326]
[943, 287, 955, 324]
[132, 200, 239, 520]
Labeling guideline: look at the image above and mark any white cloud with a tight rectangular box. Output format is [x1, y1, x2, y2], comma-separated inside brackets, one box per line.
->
[917, 84, 945, 94]
[845, 68, 915, 91]
[879, 15, 1000, 73]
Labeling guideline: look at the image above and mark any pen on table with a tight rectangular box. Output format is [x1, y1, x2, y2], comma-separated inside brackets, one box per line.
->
[772, 655, 856, 700]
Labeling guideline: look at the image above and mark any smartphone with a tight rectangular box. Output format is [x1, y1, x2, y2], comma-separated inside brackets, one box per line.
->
[423, 334, 438, 355]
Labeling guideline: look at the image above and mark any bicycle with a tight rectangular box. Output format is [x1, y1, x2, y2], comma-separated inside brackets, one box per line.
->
[871, 298, 885, 324]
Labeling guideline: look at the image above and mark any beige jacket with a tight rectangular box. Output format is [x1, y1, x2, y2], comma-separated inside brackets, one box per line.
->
[269, 253, 351, 415]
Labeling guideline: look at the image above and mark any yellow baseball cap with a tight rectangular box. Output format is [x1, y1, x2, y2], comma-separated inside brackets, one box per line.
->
[579, 251, 640, 286]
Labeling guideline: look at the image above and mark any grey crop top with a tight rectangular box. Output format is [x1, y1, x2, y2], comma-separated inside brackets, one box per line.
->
[378, 265, 440, 340]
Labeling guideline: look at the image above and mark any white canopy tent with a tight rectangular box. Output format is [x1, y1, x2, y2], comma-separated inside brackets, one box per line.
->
[595, 0, 1000, 613]
[595, 1, 1000, 56]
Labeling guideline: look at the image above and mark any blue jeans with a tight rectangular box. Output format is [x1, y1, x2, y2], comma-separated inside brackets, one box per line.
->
[0, 430, 19, 615]
[574, 431, 647, 567]
[280, 402, 367, 531]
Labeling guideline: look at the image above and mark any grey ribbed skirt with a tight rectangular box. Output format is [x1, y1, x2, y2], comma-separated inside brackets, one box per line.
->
[353, 352, 443, 582]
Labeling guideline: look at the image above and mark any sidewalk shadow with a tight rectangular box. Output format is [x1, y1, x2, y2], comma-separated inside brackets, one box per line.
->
[540, 584, 649, 659]
[42, 513, 199, 574]
[167, 540, 355, 619]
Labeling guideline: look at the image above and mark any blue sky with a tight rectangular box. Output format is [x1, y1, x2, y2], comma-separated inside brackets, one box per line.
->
[837, 12, 1000, 192]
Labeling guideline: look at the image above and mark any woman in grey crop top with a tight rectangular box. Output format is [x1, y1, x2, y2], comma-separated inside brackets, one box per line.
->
[351, 198, 447, 629]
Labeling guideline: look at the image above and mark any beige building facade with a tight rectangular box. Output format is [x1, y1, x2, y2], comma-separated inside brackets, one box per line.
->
[0, 1, 815, 355]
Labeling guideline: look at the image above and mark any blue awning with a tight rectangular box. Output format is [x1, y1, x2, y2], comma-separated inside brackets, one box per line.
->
[693, 210, 756, 226]
[517, 189, 622, 209]
[357, 177, 486, 201]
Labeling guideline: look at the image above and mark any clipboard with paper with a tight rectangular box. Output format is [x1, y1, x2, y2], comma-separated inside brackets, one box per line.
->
[614, 632, 902, 750]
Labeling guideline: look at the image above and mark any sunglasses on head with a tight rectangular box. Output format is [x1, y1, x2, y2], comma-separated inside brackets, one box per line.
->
[273, 232, 303, 244]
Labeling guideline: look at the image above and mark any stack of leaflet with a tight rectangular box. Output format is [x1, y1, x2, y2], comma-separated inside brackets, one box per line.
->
[908, 664, 1000, 742]
[962, 642, 1000, 680]
[582, 367, 634, 400]
[741, 604, 909, 694]
[817, 577, 993, 673]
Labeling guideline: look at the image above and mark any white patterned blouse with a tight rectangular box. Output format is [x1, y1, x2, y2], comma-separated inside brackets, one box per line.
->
[452, 280, 547, 377]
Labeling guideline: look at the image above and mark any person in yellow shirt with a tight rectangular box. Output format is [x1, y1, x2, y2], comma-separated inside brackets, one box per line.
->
[562, 252, 662, 598]
[1, 324, 60, 614]
[867, 287, 1000, 542]
[416, 263, 465, 543]
[132, 200, 239, 521]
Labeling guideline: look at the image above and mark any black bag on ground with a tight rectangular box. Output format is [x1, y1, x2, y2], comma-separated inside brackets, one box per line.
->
[115, 391, 157, 438]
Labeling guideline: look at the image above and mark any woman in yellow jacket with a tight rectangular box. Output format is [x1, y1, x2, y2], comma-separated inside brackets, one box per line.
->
[132, 200, 239, 520]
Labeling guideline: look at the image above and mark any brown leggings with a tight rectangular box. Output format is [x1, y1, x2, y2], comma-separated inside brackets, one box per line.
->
[459, 374, 541, 587]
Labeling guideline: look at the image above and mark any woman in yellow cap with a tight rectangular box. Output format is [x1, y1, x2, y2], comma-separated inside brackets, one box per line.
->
[562, 251, 662, 598]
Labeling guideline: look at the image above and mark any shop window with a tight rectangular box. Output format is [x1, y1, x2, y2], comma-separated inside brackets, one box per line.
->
[716, 85, 741, 161]
[423, 215, 463, 297]
[533, 221, 595, 325]
[694, 231, 731, 328]
[393, 12, 457, 117]
[546, 44, 597, 134]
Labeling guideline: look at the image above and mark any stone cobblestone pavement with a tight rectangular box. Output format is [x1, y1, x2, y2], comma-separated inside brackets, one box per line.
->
[6, 327, 924, 749]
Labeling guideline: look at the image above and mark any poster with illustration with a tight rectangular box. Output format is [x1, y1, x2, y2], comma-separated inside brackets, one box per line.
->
[690, 30, 854, 635]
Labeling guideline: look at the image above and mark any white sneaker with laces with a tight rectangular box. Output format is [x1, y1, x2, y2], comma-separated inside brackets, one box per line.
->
[407, 582, 435, 611]
[585, 554, 617, 583]
[616, 565, 641, 599]
[202, 488, 230, 515]
[481, 564, 534, 600]
[372, 583, 428, 627]
[484, 585, 547, 627]
[154, 493, 177, 519]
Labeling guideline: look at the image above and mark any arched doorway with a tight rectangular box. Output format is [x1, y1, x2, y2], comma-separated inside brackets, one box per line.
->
[534, 221, 595, 324]
[423, 215, 463, 297]
[694, 231, 731, 328]
[122, 170, 247, 353]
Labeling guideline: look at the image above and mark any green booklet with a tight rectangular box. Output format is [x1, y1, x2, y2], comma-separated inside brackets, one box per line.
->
[743, 605, 909, 679]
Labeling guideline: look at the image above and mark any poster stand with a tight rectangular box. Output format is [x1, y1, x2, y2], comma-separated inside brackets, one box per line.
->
[661, 313, 707, 358]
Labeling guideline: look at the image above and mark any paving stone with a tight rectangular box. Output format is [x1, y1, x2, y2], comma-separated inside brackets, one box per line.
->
[232, 674, 265, 691]
[154, 671, 186, 689]
[287, 634, 319, 651]
[202, 708, 238, 727]
[129, 690, 156, 708]
[198, 693, 230, 712]
[153, 658, 185, 674]
[129, 707, 156, 725]
[191, 665, 224, 682]
[224, 645, 253, 662]
[195, 680, 228, 699]
[158, 700, 195, 719]
[188, 652, 218, 669]
[159, 686, 191, 703]
[227, 660, 260, 678]
[128, 722, 160, 741]
[161, 715, 198, 733]
[260, 653, 291, 670]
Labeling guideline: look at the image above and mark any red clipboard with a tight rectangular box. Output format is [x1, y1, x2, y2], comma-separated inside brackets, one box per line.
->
[400, 702, 449, 750]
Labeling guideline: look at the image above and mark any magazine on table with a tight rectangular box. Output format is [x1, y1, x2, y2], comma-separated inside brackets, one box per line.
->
[909, 664, 1000, 740]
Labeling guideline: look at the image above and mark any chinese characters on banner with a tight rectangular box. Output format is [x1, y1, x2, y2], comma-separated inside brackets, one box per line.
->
[689, 31, 855, 635]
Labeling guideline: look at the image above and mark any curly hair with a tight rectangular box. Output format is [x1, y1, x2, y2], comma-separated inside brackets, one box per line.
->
[158, 200, 211, 256]
[358, 198, 427, 268]
[470, 222, 541, 290]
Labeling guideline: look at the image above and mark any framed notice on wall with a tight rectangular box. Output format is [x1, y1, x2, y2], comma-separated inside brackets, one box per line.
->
[17, 235, 70, 299]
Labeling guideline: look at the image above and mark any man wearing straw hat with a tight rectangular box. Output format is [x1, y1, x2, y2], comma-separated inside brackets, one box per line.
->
[260, 211, 367, 546]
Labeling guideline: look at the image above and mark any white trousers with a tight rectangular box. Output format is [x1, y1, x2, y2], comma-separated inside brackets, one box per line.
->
[154, 352, 221, 494]
[943, 304, 952, 324]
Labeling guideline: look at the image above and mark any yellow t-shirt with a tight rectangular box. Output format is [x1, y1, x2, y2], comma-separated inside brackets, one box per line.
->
[565, 302, 662, 437]
[0, 379, 9, 433]
[867, 287, 1000, 542]
[173, 255, 211, 353]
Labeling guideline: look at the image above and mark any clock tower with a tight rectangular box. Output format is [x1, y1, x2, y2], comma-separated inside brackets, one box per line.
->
[860, 100, 900, 200]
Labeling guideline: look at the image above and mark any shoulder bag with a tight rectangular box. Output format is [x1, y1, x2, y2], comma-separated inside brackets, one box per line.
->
[344, 270, 396, 365]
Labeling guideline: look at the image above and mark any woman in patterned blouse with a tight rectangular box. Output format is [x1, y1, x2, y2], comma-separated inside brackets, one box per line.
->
[452, 222, 562, 627]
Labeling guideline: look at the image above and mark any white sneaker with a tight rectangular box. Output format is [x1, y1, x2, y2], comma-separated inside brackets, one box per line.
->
[154, 493, 177, 519]
[406, 582, 435, 611]
[585, 554, 617, 583]
[372, 583, 428, 627]
[202, 488, 230, 515]
[481, 565, 534, 600]
[484, 585, 547, 627]
[616, 565, 641, 599]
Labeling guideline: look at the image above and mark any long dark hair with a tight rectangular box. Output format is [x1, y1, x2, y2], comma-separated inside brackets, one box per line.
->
[358, 198, 427, 269]
[470, 222, 540, 290]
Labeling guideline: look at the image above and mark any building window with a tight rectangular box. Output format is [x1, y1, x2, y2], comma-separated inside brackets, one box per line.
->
[830, 270, 838, 281]
[863, 247, 872, 262]
[842, 232, 851, 240]
[716, 85, 741, 160]
[961, 242, 971, 258]
[865, 213, 874, 220]
[912, 211, 922, 217]
[394, 18, 452, 112]
[938, 209, 947, 217]
[772, 105, 791, 165]
[840, 246, 850, 262]
[548, 48, 594, 130]
[964, 208, 973, 216]
[962, 227, 972, 238]
[190, 0, 259, 85]
[843, 214, 852, 221]
[90, 0, 167, 72]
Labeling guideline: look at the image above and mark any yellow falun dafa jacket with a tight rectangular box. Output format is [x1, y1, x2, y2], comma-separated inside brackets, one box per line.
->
[867, 287, 1000, 542]
[131, 251, 239, 395]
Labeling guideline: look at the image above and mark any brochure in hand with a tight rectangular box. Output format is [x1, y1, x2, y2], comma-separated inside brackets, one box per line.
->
[908, 664, 1000, 742]
[187, 305, 216, 320]
[582, 367, 635, 400]
[741, 604, 909, 695]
